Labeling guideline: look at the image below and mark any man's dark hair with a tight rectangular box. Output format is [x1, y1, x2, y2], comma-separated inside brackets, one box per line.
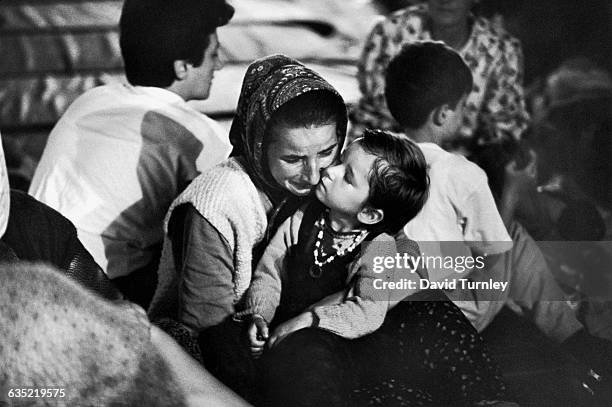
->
[358, 129, 429, 234]
[266, 91, 347, 141]
[385, 42, 473, 130]
[120, 0, 234, 87]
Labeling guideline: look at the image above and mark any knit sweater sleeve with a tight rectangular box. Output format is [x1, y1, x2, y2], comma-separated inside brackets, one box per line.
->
[171, 204, 236, 332]
[312, 233, 415, 339]
[238, 208, 304, 323]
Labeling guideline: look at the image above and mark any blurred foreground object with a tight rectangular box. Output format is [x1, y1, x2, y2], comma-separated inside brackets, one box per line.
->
[0, 0, 380, 132]
[0, 262, 251, 407]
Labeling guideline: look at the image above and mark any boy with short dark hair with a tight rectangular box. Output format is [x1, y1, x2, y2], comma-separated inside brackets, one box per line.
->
[120, 0, 234, 89]
[386, 41, 473, 134]
[385, 41, 612, 392]
[385, 41, 513, 270]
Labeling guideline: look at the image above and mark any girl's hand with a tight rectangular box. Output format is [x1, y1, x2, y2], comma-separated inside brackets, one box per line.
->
[247, 315, 268, 358]
[268, 312, 313, 349]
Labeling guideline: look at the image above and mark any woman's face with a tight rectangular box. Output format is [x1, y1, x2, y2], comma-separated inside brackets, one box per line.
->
[266, 124, 339, 196]
[428, 0, 474, 28]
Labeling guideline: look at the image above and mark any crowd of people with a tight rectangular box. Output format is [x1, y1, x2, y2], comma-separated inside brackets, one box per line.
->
[2, 0, 611, 406]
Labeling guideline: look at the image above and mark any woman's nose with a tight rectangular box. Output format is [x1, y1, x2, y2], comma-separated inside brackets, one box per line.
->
[304, 161, 321, 186]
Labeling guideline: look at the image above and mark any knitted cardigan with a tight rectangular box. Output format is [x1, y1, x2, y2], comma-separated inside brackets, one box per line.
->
[148, 158, 273, 321]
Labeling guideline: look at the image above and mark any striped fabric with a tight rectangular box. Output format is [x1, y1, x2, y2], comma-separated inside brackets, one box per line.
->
[1, 0, 123, 129]
[0, 0, 378, 130]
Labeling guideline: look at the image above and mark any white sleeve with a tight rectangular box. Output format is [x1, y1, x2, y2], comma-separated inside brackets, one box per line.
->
[459, 167, 513, 255]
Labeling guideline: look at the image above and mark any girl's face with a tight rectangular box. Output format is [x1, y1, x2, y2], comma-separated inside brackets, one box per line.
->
[266, 124, 339, 196]
[315, 141, 377, 219]
[428, 0, 475, 28]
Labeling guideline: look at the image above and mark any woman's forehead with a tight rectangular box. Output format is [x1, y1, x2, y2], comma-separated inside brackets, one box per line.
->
[270, 124, 338, 152]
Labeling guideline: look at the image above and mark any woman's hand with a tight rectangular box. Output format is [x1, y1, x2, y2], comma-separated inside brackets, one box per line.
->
[267, 312, 314, 349]
[247, 315, 268, 358]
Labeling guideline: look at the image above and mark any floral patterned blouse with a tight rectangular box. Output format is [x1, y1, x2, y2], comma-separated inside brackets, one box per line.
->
[351, 3, 530, 146]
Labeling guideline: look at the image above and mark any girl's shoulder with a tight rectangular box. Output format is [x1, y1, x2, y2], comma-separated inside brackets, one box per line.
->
[360, 231, 397, 261]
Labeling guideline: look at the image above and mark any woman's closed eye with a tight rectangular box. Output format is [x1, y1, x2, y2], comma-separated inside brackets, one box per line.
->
[281, 156, 302, 164]
[318, 145, 337, 158]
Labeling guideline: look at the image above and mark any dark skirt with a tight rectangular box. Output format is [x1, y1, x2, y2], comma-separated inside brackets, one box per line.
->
[197, 293, 506, 407]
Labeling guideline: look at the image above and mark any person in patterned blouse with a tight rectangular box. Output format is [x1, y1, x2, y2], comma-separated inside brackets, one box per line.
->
[351, 0, 530, 151]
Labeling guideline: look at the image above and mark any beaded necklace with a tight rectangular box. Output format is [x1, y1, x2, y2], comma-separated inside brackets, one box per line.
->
[310, 211, 369, 278]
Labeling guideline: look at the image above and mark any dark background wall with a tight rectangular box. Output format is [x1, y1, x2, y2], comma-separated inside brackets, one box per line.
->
[479, 0, 611, 83]
[379, 0, 612, 83]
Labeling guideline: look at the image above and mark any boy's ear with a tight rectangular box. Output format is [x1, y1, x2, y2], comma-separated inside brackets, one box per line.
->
[432, 105, 448, 127]
[173, 60, 189, 80]
[357, 206, 384, 226]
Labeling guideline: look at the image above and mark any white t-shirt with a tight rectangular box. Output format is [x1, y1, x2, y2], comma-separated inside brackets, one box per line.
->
[403, 143, 512, 279]
[29, 83, 231, 278]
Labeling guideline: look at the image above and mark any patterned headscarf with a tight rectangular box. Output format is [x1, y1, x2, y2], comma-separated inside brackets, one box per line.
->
[229, 54, 347, 203]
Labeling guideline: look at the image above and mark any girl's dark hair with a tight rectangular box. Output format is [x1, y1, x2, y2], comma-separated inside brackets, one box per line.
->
[358, 129, 429, 234]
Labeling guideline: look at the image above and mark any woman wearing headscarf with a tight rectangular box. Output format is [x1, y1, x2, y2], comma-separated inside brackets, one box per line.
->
[352, 0, 530, 152]
[148, 54, 348, 380]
